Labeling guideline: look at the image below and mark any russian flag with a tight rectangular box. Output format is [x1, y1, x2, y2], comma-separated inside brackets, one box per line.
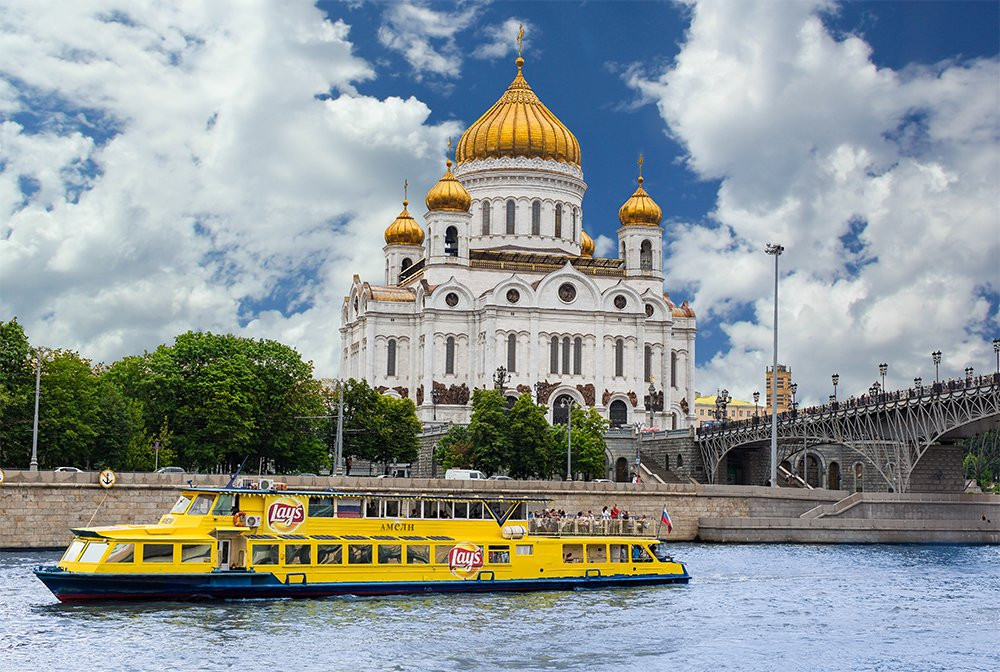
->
[660, 508, 673, 534]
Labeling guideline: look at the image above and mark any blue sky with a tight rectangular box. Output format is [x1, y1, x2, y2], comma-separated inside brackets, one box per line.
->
[1, 0, 998, 406]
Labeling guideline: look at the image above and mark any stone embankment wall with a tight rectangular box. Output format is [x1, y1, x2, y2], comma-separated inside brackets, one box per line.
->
[1, 470, 996, 549]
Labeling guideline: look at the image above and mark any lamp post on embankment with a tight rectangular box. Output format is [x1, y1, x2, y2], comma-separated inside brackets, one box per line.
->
[29, 347, 49, 472]
[765, 242, 784, 488]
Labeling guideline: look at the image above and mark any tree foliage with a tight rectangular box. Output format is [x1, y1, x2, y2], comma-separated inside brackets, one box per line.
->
[325, 378, 422, 473]
[466, 388, 511, 476]
[434, 425, 475, 471]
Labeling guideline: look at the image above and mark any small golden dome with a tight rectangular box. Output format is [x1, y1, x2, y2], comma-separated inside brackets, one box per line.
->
[384, 199, 424, 246]
[425, 159, 471, 212]
[455, 56, 581, 167]
[580, 229, 594, 257]
[617, 176, 662, 227]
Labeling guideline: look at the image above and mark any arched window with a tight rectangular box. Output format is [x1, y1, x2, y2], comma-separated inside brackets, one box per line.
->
[670, 351, 678, 388]
[620, 242, 626, 265]
[677, 453, 684, 467]
[387, 339, 397, 377]
[562, 336, 571, 374]
[665, 454, 671, 470]
[506, 200, 515, 234]
[550, 336, 559, 374]
[614, 339, 624, 377]
[444, 226, 458, 256]
[553, 394, 573, 426]
[854, 463, 864, 493]
[609, 400, 628, 428]
[400, 258, 413, 272]
[573, 337, 582, 375]
[507, 333, 517, 373]
[640, 240, 653, 271]
[445, 336, 455, 375]
[572, 207, 578, 241]
[828, 462, 841, 490]
[644, 344, 652, 383]
[481, 202, 491, 235]
[555, 204, 562, 238]
[531, 201, 541, 235]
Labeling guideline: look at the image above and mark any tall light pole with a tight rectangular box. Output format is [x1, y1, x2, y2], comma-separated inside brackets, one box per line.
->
[765, 242, 784, 488]
[647, 379, 656, 429]
[832, 373, 839, 401]
[335, 380, 344, 476]
[879, 363, 887, 391]
[30, 348, 45, 471]
[932, 350, 942, 384]
[789, 382, 797, 410]
[993, 338, 999, 375]
[753, 390, 760, 418]
[560, 397, 572, 481]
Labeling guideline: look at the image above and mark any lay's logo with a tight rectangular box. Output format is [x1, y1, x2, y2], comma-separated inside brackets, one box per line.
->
[267, 497, 305, 533]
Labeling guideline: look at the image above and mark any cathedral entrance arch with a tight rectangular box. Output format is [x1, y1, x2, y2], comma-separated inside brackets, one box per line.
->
[609, 400, 628, 428]
[828, 461, 841, 490]
[553, 394, 574, 426]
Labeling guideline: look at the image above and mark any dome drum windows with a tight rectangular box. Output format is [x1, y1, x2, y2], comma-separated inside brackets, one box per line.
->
[506, 200, 516, 234]
[387, 339, 397, 377]
[445, 337, 456, 375]
[614, 339, 624, 377]
[555, 204, 563, 238]
[531, 201, 541, 235]
[482, 203, 491, 235]
[507, 333, 517, 373]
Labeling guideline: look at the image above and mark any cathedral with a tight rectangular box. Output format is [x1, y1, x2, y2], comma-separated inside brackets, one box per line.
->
[341, 50, 696, 429]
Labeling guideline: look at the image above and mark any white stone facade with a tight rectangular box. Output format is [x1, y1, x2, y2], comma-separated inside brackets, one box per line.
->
[341, 155, 697, 428]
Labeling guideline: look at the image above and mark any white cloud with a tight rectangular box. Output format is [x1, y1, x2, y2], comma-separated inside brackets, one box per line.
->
[628, 0, 1000, 404]
[593, 234, 615, 259]
[376, 1, 479, 79]
[473, 18, 535, 61]
[0, 0, 462, 377]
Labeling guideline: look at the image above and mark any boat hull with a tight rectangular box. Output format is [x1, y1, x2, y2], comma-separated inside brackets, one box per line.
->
[34, 565, 690, 603]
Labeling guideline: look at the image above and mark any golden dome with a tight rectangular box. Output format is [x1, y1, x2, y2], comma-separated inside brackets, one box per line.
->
[384, 199, 424, 246]
[425, 159, 471, 212]
[617, 176, 662, 227]
[455, 56, 581, 167]
[580, 229, 594, 257]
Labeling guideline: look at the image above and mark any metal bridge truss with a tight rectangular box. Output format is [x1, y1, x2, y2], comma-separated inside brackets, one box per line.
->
[696, 382, 1000, 492]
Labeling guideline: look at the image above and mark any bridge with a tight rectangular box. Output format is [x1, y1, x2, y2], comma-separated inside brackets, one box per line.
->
[695, 376, 1000, 492]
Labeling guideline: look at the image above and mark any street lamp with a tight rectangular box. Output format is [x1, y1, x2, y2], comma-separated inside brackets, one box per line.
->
[832, 373, 839, 400]
[878, 363, 887, 391]
[647, 379, 656, 429]
[993, 338, 999, 374]
[493, 366, 510, 390]
[789, 382, 797, 409]
[715, 389, 731, 424]
[753, 390, 760, 417]
[932, 351, 942, 383]
[29, 348, 47, 471]
[560, 397, 573, 481]
[765, 242, 784, 488]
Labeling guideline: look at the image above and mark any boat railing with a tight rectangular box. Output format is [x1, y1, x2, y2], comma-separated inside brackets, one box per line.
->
[527, 517, 654, 537]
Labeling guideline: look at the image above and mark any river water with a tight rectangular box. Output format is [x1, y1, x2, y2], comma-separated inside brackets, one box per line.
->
[2, 543, 997, 671]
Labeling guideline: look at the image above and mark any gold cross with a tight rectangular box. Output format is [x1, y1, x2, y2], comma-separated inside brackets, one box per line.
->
[638, 153, 644, 177]
[447, 137, 453, 154]
[403, 179, 408, 202]
[517, 24, 524, 58]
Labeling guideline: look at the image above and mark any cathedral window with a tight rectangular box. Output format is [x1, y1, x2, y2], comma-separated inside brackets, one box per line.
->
[562, 336, 571, 374]
[573, 337, 582, 375]
[387, 339, 397, 377]
[572, 208, 578, 241]
[555, 204, 562, 238]
[531, 201, 541, 235]
[445, 227, 458, 256]
[644, 345, 651, 383]
[507, 333, 517, 373]
[614, 339, 624, 377]
[550, 336, 559, 374]
[482, 203, 491, 235]
[446, 337, 456, 375]
[620, 242, 626, 265]
[670, 351, 678, 388]
[506, 200, 515, 234]
[640, 240, 653, 271]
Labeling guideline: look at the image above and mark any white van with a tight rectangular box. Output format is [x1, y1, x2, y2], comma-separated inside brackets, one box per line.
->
[444, 468, 487, 480]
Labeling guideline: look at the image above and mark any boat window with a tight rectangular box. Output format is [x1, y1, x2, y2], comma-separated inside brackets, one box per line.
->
[285, 544, 311, 565]
[309, 497, 334, 518]
[170, 495, 192, 514]
[142, 544, 175, 563]
[469, 502, 484, 519]
[631, 545, 654, 562]
[106, 543, 135, 563]
[212, 494, 235, 517]
[182, 544, 213, 563]
[406, 545, 430, 564]
[438, 503, 453, 519]
[648, 543, 672, 562]
[61, 540, 86, 563]
[515, 544, 533, 556]
[338, 498, 362, 518]
[252, 544, 279, 565]
[378, 544, 402, 564]
[186, 494, 215, 516]
[317, 544, 342, 564]
[408, 502, 423, 518]
[587, 544, 607, 563]
[488, 545, 510, 564]
[384, 500, 399, 518]
[79, 542, 109, 563]
[348, 544, 372, 564]
[434, 545, 452, 564]
[366, 499, 380, 517]
[454, 502, 468, 519]
[609, 544, 628, 563]
[512, 503, 526, 520]
[562, 544, 583, 564]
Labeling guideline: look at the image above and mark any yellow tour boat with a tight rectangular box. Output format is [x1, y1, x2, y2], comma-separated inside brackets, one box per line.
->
[34, 483, 689, 602]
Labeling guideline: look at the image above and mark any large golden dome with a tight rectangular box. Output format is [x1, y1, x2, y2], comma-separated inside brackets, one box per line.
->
[455, 56, 581, 167]
[425, 159, 471, 212]
[618, 176, 662, 227]
[580, 229, 594, 257]
[384, 199, 424, 246]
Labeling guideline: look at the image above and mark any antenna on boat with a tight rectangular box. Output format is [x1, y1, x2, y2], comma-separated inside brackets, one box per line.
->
[226, 455, 251, 489]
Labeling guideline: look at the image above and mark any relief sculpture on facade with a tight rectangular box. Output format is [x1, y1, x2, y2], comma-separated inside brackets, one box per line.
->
[576, 384, 595, 406]
[416, 385, 424, 406]
[433, 381, 471, 405]
[644, 390, 664, 412]
[602, 389, 612, 406]
[627, 391, 638, 408]
[535, 380, 559, 404]
[393, 386, 409, 399]
[516, 384, 531, 396]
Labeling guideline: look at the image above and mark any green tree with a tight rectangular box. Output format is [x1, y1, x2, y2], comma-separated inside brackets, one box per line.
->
[434, 425, 475, 470]
[506, 393, 555, 478]
[36, 350, 101, 469]
[552, 405, 609, 480]
[467, 388, 510, 476]
[374, 395, 422, 471]
[0, 318, 33, 466]
[334, 378, 383, 466]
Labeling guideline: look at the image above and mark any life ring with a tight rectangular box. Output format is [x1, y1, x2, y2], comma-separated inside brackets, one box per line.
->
[233, 512, 243, 527]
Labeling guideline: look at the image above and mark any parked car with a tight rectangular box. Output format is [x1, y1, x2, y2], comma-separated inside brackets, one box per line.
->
[592, 478, 612, 483]
[444, 468, 487, 480]
[488, 475, 513, 480]
[155, 466, 185, 474]
[54, 466, 83, 473]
